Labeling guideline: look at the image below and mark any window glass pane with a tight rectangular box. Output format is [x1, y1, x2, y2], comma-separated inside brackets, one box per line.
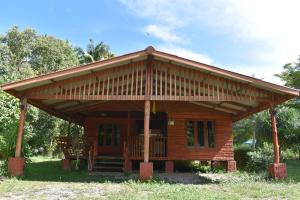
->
[106, 125, 112, 146]
[197, 121, 205, 147]
[207, 121, 215, 148]
[114, 125, 120, 145]
[186, 121, 194, 146]
[98, 125, 104, 146]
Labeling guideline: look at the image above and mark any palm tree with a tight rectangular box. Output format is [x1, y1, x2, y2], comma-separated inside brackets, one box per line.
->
[75, 39, 114, 64]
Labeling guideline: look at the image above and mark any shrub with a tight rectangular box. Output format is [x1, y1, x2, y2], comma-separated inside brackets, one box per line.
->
[246, 143, 298, 172]
[174, 160, 212, 173]
[281, 148, 298, 161]
[234, 144, 254, 169]
[246, 143, 273, 172]
[0, 122, 32, 176]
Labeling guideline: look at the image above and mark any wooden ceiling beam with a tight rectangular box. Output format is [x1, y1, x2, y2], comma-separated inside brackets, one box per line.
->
[65, 101, 109, 113]
[232, 95, 291, 122]
[28, 99, 83, 125]
[203, 102, 241, 114]
[189, 101, 235, 115]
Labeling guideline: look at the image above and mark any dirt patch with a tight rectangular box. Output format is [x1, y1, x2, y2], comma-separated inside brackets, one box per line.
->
[156, 172, 226, 184]
[1, 182, 123, 200]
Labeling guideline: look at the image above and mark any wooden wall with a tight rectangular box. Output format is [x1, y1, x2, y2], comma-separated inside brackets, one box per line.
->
[157, 101, 234, 161]
[84, 117, 129, 156]
[83, 101, 234, 161]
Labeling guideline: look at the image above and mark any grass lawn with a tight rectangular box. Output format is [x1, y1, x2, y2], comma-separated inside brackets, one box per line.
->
[0, 157, 300, 199]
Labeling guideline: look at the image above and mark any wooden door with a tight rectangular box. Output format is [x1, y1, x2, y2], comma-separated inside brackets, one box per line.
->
[97, 124, 122, 156]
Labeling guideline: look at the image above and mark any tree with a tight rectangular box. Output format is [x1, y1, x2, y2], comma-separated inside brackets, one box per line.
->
[0, 26, 80, 159]
[30, 36, 79, 74]
[75, 39, 114, 64]
[276, 57, 300, 108]
[276, 56, 300, 158]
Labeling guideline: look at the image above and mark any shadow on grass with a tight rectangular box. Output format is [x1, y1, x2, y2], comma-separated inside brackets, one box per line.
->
[23, 160, 130, 183]
[22, 159, 219, 185]
[286, 159, 300, 183]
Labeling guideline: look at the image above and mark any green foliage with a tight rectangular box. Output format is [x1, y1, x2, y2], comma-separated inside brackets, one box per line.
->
[246, 143, 274, 172]
[246, 143, 298, 172]
[0, 26, 84, 163]
[234, 144, 254, 169]
[276, 56, 300, 90]
[75, 39, 114, 64]
[30, 36, 79, 74]
[173, 160, 213, 173]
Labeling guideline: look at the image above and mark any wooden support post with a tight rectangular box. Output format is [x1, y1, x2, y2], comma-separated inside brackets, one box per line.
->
[143, 100, 150, 162]
[124, 111, 132, 172]
[140, 53, 153, 181]
[268, 106, 287, 179]
[8, 98, 27, 176]
[15, 98, 27, 157]
[269, 107, 279, 164]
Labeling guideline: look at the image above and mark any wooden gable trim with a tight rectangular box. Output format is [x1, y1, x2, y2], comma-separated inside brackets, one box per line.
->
[152, 50, 299, 96]
[1, 49, 148, 91]
[2, 46, 299, 98]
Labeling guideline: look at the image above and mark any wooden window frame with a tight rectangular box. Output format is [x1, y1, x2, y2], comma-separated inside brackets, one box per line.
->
[98, 124, 121, 147]
[185, 119, 216, 149]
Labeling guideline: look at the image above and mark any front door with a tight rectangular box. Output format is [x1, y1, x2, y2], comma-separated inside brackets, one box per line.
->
[97, 124, 122, 156]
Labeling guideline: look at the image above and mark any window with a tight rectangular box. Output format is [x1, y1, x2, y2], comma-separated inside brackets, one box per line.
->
[197, 121, 205, 147]
[207, 121, 215, 148]
[186, 121, 195, 146]
[98, 124, 121, 146]
[186, 120, 215, 148]
[98, 125, 104, 146]
[114, 125, 120, 145]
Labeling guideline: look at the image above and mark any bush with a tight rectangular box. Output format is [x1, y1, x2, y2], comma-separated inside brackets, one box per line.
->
[245, 142, 297, 172]
[281, 148, 298, 161]
[246, 143, 273, 172]
[234, 144, 254, 169]
[174, 160, 212, 173]
[0, 122, 32, 176]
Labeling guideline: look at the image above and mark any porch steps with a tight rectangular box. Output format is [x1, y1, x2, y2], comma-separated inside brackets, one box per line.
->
[92, 156, 124, 172]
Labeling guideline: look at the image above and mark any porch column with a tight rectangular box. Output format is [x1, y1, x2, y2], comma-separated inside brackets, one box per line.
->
[268, 107, 287, 179]
[8, 98, 27, 176]
[124, 111, 132, 172]
[139, 100, 153, 181]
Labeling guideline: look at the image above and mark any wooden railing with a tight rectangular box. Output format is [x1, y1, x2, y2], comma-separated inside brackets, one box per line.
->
[129, 135, 167, 159]
[56, 136, 91, 160]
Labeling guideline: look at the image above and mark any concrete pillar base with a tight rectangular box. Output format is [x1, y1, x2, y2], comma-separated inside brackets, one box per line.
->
[62, 159, 71, 170]
[268, 163, 287, 179]
[226, 160, 236, 172]
[8, 157, 25, 176]
[123, 159, 132, 172]
[165, 161, 174, 173]
[139, 162, 153, 181]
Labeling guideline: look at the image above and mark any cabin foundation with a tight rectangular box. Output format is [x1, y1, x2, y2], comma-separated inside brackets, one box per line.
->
[226, 160, 236, 172]
[62, 159, 71, 170]
[8, 157, 25, 176]
[268, 163, 287, 179]
[139, 162, 153, 181]
[165, 161, 174, 173]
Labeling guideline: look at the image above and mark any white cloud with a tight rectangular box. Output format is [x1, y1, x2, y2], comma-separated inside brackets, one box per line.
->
[121, 0, 300, 85]
[144, 25, 185, 44]
[157, 45, 212, 64]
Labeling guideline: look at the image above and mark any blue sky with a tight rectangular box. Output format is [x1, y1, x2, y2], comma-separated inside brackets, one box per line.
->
[1, 0, 300, 85]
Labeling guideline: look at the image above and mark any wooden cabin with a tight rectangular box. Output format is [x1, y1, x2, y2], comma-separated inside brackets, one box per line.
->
[2, 46, 299, 180]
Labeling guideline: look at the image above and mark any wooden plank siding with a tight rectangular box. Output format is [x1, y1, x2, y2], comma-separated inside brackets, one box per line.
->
[22, 59, 273, 105]
[83, 101, 233, 161]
